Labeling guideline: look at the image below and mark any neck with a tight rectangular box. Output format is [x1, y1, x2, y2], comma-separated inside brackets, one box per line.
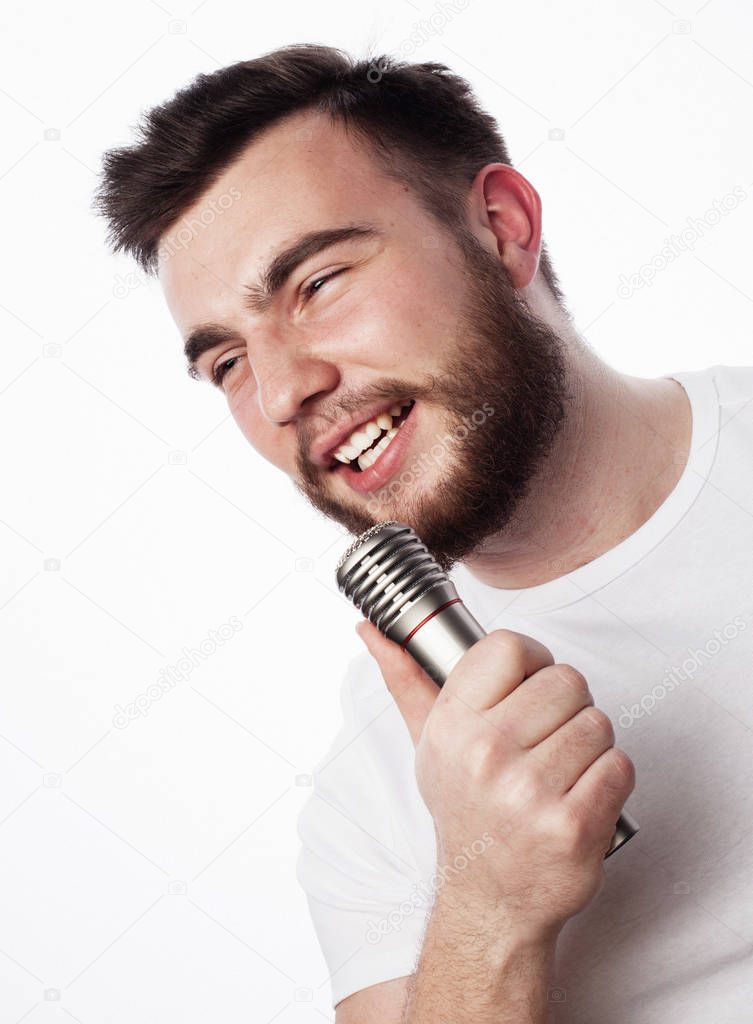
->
[461, 336, 692, 590]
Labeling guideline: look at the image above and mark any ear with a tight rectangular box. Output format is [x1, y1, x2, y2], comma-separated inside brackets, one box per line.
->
[467, 162, 543, 289]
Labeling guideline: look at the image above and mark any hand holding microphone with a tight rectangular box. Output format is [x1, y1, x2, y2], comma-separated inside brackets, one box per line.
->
[337, 522, 638, 940]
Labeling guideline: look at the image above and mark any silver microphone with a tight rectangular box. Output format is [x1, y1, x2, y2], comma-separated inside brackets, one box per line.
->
[336, 520, 639, 859]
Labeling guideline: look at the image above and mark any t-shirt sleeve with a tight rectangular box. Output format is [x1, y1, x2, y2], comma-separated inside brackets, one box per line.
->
[295, 654, 430, 1008]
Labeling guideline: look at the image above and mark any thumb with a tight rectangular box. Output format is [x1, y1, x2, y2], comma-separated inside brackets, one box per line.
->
[355, 618, 440, 747]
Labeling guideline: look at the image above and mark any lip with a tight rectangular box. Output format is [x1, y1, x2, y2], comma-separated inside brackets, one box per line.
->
[333, 401, 418, 495]
[311, 398, 413, 469]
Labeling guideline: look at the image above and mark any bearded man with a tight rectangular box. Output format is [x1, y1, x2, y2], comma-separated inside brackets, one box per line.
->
[94, 43, 753, 1024]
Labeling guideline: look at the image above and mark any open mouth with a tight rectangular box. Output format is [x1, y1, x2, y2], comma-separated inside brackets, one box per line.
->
[329, 399, 415, 472]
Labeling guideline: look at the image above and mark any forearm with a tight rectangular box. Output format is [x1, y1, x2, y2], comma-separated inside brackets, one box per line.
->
[401, 891, 559, 1024]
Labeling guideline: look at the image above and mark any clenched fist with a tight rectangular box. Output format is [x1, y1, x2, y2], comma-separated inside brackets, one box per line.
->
[357, 622, 635, 943]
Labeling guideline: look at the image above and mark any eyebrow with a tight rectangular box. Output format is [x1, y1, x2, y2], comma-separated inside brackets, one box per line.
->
[183, 223, 382, 381]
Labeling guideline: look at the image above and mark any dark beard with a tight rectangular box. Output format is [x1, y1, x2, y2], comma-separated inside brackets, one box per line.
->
[293, 230, 570, 573]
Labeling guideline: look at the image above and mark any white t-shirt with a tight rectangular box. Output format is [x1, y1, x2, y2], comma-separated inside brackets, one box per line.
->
[296, 364, 753, 1021]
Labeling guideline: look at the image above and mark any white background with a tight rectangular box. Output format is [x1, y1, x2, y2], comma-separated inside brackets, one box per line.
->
[2, 0, 751, 1020]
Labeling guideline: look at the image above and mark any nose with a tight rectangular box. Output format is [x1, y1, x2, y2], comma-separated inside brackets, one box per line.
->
[254, 342, 340, 425]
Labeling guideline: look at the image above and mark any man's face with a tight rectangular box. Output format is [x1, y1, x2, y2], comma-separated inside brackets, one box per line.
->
[159, 109, 567, 570]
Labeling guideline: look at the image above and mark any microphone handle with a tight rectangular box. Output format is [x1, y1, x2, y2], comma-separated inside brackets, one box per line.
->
[396, 595, 639, 859]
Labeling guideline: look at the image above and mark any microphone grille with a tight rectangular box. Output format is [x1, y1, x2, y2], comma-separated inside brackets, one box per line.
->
[336, 521, 448, 633]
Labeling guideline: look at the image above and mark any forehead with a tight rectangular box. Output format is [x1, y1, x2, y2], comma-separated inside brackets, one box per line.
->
[157, 109, 412, 332]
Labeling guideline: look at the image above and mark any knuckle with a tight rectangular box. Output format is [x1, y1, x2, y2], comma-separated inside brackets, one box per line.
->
[552, 663, 590, 698]
[542, 802, 590, 853]
[609, 747, 636, 788]
[499, 763, 541, 815]
[478, 631, 555, 684]
[561, 805, 591, 850]
[484, 629, 528, 670]
[582, 707, 614, 743]
[486, 628, 524, 649]
[465, 733, 498, 780]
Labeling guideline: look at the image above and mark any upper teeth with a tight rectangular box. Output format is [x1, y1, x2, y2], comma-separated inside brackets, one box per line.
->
[333, 402, 412, 469]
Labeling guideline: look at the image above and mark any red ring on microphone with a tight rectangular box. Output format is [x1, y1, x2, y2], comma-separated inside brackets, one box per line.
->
[400, 598, 462, 649]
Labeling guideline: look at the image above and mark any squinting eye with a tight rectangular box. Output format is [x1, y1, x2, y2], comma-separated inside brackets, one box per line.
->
[302, 267, 347, 301]
[211, 354, 244, 388]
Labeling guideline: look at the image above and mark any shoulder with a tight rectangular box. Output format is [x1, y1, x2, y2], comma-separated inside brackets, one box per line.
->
[673, 363, 753, 408]
[670, 364, 753, 458]
[707, 363, 753, 406]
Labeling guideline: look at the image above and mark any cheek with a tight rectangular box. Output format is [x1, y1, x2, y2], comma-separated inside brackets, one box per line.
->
[229, 390, 293, 471]
[227, 380, 256, 438]
[354, 264, 451, 365]
[228, 386, 261, 449]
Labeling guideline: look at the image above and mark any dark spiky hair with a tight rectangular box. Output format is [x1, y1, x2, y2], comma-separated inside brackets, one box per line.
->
[92, 42, 564, 303]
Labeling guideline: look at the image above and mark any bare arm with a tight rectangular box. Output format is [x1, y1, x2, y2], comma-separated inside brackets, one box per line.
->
[400, 891, 558, 1023]
[336, 900, 558, 1024]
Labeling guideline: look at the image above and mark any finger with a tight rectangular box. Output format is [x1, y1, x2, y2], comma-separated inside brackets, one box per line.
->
[355, 619, 440, 747]
[441, 629, 555, 712]
[530, 706, 614, 792]
[492, 663, 594, 748]
[564, 746, 636, 846]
